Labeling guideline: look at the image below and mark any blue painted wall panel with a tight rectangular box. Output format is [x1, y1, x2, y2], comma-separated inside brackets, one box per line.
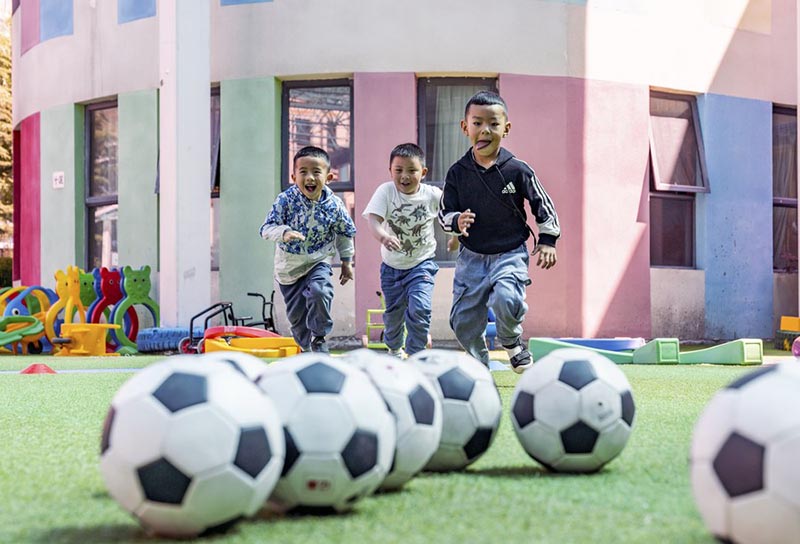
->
[119, 0, 156, 24]
[697, 94, 773, 339]
[221, 0, 272, 5]
[40, 0, 72, 41]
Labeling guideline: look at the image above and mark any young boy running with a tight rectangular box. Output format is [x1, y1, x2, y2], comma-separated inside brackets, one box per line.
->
[259, 146, 356, 353]
[363, 143, 440, 357]
[438, 91, 560, 372]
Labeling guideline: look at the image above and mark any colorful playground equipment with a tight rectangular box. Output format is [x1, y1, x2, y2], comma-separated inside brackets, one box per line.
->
[87, 267, 140, 351]
[51, 323, 122, 357]
[361, 290, 432, 351]
[45, 265, 87, 346]
[775, 315, 800, 351]
[110, 265, 160, 351]
[177, 297, 299, 357]
[528, 337, 764, 365]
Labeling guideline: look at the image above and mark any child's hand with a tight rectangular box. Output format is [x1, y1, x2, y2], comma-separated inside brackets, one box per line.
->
[380, 234, 402, 252]
[457, 209, 476, 237]
[282, 229, 306, 242]
[447, 236, 460, 252]
[532, 244, 557, 269]
[340, 261, 354, 285]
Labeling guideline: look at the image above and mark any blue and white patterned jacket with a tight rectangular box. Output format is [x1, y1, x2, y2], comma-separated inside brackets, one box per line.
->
[260, 185, 356, 285]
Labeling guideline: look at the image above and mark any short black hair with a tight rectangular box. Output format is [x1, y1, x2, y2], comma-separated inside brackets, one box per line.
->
[464, 91, 508, 119]
[389, 143, 426, 168]
[293, 145, 330, 169]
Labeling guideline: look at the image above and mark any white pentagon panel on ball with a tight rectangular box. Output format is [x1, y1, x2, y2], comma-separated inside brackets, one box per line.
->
[288, 396, 356, 454]
[514, 421, 565, 467]
[585, 351, 632, 393]
[470, 380, 502, 429]
[439, 400, 480, 447]
[162, 409, 238, 476]
[766, 429, 800, 510]
[515, 352, 565, 393]
[106, 395, 171, 467]
[590, 419, 632, 465]
[180, 468, 258, 528]
[271, 455, 346, 512]
[426, 445, 469, 472]
[109, 359, 184, 406]
[533, 381, 581, 431]
[578, 380, 622, 431]
[732, 370, 800, 444]
[689, 389, 739, 462]
[136, 501, 206, 539]
[690, 461, 730, 539]
[339, 372, 396, 434]
[201, 351, 269, 382]
[99, 451, 145, 514]
[206, 368, 278, 426]
[255, 362, 310, 415]
[728, 491, 800, 544]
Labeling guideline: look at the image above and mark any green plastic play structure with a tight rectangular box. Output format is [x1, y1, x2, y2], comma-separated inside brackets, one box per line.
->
[528, 337, 763, 365]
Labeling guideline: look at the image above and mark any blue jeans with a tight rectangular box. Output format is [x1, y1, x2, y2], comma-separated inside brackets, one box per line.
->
[450, 244, 530, 364]
[278, 262, 334, 351]
[380, 259, 438, 355]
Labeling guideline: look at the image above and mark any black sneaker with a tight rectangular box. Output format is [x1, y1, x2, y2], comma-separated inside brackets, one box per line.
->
[504, 340, 533, 374]
[310, 336, 329, 353]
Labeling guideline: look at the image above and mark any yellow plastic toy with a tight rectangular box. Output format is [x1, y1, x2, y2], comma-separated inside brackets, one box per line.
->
[45, 266, 87, 349]
[203, 336, 301, 358]
[52, 323, 121, 357]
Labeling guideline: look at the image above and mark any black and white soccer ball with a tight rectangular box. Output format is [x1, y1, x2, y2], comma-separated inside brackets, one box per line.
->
[510, 348, 635, 473]
[690, 363, 800, 543]
[201, 351, 269, 382]
[408, 349, 502, 471]
[343, 349, 443, 490]
[99, 355, 285, 538]
[256, 353, 395, 512]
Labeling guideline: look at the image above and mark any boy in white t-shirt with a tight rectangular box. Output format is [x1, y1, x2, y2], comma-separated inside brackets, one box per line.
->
[363, 143, 442, 357]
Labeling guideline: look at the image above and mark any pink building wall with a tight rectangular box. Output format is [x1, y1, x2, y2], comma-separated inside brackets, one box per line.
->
[18, 113, 40, 285]
[501, 74, 651, 338]
[353, 73, 417, 335]
[20, 0, 40, 55]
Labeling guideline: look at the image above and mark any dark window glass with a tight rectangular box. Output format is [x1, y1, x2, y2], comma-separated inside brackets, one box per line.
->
[650, 193, 694, 267]
[773, 107, 798, 272]
[86, 102, 119, 269]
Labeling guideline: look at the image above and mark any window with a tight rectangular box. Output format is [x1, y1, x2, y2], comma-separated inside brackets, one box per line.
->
[649, 92, 709, 267]
[86, 102, 119, 270]
[282, 81, 352, 191]
[773, 107, 798, 272]
[210, 87, 221, 272]
[418, 77, 497, 263]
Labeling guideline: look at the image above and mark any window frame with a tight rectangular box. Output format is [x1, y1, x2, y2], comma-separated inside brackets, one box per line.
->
[417, 77, 498, 266]
[84, 100, 120, 270]
[281, 79, 354, 192]
[648, 189, 696, 269]
[649, 91, 710, 194]
[772, 105, 798, 273]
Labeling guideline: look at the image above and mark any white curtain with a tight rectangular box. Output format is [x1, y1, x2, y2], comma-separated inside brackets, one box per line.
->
[431, 84, 487, 181]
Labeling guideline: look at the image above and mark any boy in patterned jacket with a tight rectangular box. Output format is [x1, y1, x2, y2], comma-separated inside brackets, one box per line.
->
[259, 146, 356, 353]
[363, 143, 441, 357]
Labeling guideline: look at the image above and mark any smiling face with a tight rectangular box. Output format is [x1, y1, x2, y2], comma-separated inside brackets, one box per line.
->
[390, 155, 428, 195]
[461, 103, 511, 168]
[291, 156, 333, 201]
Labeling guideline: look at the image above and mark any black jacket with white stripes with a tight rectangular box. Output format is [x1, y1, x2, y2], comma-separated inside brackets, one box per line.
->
[438, 148, 561, 255]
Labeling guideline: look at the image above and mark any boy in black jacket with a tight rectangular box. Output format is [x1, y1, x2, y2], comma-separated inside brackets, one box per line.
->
[438, 91, 560, 373]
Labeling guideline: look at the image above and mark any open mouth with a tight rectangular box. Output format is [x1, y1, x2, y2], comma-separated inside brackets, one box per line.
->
[304, 184, 318, 193]
[475, 140, 492, 150]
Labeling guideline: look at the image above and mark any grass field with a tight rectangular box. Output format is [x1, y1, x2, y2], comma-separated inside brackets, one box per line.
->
[0, 351, 788, 543]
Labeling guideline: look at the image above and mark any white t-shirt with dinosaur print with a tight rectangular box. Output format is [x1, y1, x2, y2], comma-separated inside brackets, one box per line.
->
[363, 182, 442, 270]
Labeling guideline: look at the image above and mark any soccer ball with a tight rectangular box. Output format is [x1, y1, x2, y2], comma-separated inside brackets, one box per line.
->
[343, 349, 443, 490]
[255, 353, 395, 512]
[690, 363, 800, 543]
[99, 355, 284, 538]
[408, 349, 502, 471]
[201, 351, 269, 382]
[510, 348, 635, 473]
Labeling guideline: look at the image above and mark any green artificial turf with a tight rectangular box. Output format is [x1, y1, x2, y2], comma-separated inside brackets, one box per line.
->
[0, 358, 762, 543]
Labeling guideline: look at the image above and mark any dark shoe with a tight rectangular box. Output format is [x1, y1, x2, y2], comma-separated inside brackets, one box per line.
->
[504, 340, 533, 374]
[310, 336, 329, 353]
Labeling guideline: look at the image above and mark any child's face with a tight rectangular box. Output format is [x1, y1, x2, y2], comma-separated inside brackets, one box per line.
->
[461, 104, 511, 162]
[291, 156, 333, 201]
[390, 155, 428, 195]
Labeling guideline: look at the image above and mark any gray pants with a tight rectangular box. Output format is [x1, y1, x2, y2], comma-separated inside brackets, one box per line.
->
[279, 262, 334, 351]
[450, 244, 530, 364]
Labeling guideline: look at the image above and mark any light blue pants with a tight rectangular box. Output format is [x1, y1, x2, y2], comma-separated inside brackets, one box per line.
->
[380, 259, 438, 355]
[450, 244, 530, 364]
[278, 262, 334, 351]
